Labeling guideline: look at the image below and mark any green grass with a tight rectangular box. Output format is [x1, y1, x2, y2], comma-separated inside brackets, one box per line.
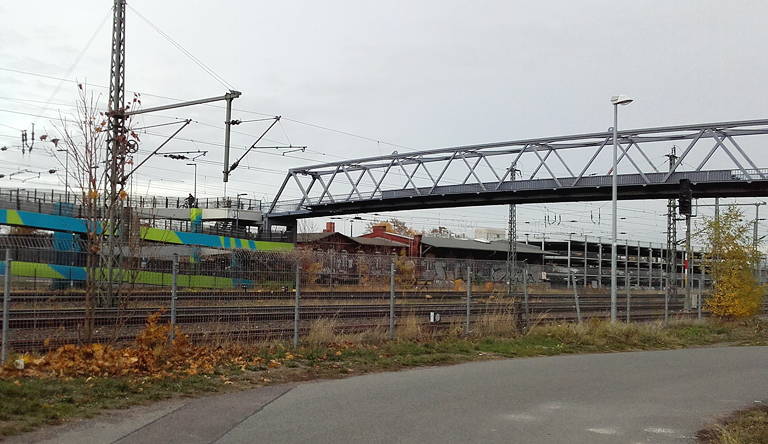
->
[2, 318, 768, 437]
[0, 375, 222, 436]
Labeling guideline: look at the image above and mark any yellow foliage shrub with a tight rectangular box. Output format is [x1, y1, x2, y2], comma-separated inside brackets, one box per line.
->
[697, 206, 767, 319]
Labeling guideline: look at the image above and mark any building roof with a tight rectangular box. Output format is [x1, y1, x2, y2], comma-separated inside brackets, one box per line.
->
[353, 237, 409, 247]
[420, 237, 549, 255]
[297, 232, 347, 243]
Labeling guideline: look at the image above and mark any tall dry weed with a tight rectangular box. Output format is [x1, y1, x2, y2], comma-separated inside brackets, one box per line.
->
[306, 318, 340, 344]
[471, 309, 519, 338]
[531, 319, 680, 348]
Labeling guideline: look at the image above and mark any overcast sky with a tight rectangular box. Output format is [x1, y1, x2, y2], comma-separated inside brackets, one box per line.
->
[1, 1, 767, 244]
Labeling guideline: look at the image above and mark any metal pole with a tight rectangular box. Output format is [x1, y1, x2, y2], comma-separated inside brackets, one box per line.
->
[571, 272, 581, 324]
[523, 266, 530, 330]
[584, 235, 588, 288]
[294, 261, 300, 348]
[611, 103, 619, 322]
[170, 253, 178, 341]
[715, 197, 720, 221]
[685, 215, 692, 310]
[626, 285, 631, 323]
[2, 250, 10, 365]
[648, 243, 653, 290]
[699, 257, 705, 321]
[754, 203, 762, 278]
[624, 239, 628, 289]
[507, 202, 517, 296]
[664, 274, 669, 327]
[567, 235, 571, 288]
[390, 261, 395, 340]
[466, 266, 471, 336]
[598, 239, 603, 288]
[626, 240, 631, 322]
[222, 93, 238, 186]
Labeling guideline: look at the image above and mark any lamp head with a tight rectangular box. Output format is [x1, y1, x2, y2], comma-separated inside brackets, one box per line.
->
[611, 95, 633, 106]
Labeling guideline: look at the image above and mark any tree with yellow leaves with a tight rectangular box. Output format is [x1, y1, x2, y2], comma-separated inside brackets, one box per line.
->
[696, 205, 765, 318]
[365, 218, 417, 236]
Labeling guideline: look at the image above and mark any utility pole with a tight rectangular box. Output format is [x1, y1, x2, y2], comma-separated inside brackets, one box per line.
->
[506, 163, 518, 296]
[665, 147, 678, 304]
[507, 203, 516, 295]
[754, 202, 765, 280]
[102, 0, 127, 307]
[715, 197, 720, 221]
[679, 178, 693, 310]
[684, 214, 692, 310]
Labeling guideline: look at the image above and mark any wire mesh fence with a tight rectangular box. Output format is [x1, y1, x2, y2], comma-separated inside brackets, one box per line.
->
[1, 247, 711, 357]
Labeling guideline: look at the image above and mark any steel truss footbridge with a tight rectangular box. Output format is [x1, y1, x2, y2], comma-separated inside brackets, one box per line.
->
[265, 119, 768, 232]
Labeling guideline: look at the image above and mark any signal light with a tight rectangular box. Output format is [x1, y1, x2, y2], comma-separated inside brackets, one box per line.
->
[679, 178, 692, 216]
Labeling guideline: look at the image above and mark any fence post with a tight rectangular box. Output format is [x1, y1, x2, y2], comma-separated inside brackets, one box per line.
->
[390, 260, 395, 340]
[2, 250, 11, 365]
[294, 261, 300, 348]
[170, 253, 178, 342]
[626, 276, 631, 323]
[466, 266, 471, 336]
[523, 266, 530, 331]
[664, 275, 669, 328]
[697, 276, 703, 322]
[699, 263, 705, 322]
[570, 272, 581, 324]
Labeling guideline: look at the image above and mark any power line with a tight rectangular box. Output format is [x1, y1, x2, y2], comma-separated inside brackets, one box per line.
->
[31, 7, 112, 126]
[127, 4, 236, 91]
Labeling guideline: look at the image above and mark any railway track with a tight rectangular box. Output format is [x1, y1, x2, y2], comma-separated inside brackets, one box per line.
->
[7, 307, 691, 353]
[7, 298, 685, 330]
[6, 290, 677, 304]
[4, 292, 698, 352]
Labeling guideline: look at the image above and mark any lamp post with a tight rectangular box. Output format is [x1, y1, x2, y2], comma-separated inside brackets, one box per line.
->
[186, 163, 197, 198]
[611, 94, 633, 323]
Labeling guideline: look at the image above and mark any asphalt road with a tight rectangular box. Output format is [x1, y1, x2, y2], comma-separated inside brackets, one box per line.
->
[10, 346, 768, 444]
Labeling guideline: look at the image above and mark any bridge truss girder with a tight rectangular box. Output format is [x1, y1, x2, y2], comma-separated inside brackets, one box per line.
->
[268, 119, 768, 220]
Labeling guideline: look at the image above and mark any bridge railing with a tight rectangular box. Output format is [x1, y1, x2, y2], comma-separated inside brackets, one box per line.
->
[0, 187, 261, 212]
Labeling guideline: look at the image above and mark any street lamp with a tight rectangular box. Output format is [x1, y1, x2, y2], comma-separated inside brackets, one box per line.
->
[611, 94, 633, 323]
[186, 163, 197, 198]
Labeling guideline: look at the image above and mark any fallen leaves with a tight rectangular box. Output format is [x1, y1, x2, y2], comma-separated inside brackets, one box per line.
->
[0, 314, 364, 382]
[1, 312, 258, 379]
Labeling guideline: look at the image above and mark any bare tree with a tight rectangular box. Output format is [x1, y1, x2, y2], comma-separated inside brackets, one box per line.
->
[298, 218, 319, 234]
[49, 85, 106, 340]
[48, 85, 141, 340]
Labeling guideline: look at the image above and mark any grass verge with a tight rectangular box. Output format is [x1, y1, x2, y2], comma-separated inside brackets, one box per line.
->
[1, 317, 767, 437]
[697, 403, 768, 443]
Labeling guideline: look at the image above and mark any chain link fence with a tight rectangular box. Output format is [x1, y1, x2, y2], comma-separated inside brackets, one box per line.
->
[1, 245, 711, 359]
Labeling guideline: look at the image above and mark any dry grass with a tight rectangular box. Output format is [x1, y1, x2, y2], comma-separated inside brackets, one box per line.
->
[304, 318, 391, 345]
[698, 403, 768, 443]
[531, 319, 683, 350]
[396, 314, 428, 340]
[471, 308, 519, 338]
[305, 318, 340, 344]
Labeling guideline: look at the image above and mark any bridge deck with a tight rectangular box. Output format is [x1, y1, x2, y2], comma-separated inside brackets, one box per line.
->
[269, 169, 768, 218]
